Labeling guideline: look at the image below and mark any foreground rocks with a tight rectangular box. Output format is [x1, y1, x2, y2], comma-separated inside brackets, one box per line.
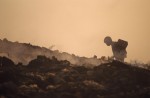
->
[0, 56, 150, 98]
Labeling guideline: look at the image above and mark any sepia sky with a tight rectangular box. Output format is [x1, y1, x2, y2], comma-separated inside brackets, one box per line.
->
[0, 0, 150, 62]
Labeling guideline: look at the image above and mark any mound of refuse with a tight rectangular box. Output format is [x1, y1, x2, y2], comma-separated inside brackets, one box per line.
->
[0, 56, 150, 98]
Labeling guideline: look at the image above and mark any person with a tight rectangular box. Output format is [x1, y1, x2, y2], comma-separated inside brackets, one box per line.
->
[104, 36, 128, 62]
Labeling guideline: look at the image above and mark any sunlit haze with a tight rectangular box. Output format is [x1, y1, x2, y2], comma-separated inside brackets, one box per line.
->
[0, 0, 150, 63]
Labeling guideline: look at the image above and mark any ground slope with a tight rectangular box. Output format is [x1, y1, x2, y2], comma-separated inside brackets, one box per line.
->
[0, 57, 150, 98]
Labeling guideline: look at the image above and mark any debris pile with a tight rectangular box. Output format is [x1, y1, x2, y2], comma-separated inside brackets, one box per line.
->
[0, 56, 150, 98]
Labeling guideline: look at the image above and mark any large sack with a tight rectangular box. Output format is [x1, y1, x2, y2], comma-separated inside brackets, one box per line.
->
[117, 39, 128, 50]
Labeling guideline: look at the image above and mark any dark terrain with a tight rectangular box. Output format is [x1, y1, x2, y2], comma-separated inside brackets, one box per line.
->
[0, 56, 150, 98]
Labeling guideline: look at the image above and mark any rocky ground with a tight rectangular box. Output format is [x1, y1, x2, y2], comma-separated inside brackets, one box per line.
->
[0, 56, 150, 98]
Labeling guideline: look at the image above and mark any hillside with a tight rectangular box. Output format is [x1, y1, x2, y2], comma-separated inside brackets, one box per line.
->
[0, 56, 150, 98]
[0, 38, 103, 66]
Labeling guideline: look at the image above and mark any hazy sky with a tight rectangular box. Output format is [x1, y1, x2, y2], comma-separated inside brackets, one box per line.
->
[0, 0, 150, 62]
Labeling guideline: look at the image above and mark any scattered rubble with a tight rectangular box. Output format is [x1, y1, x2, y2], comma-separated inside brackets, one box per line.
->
[0, 56, 150, 98]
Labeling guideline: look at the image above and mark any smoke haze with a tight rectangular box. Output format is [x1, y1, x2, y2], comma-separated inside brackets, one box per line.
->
[0, 39, 104, 66]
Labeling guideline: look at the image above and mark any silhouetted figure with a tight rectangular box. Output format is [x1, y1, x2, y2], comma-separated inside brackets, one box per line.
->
[104, 36, 128, 62]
